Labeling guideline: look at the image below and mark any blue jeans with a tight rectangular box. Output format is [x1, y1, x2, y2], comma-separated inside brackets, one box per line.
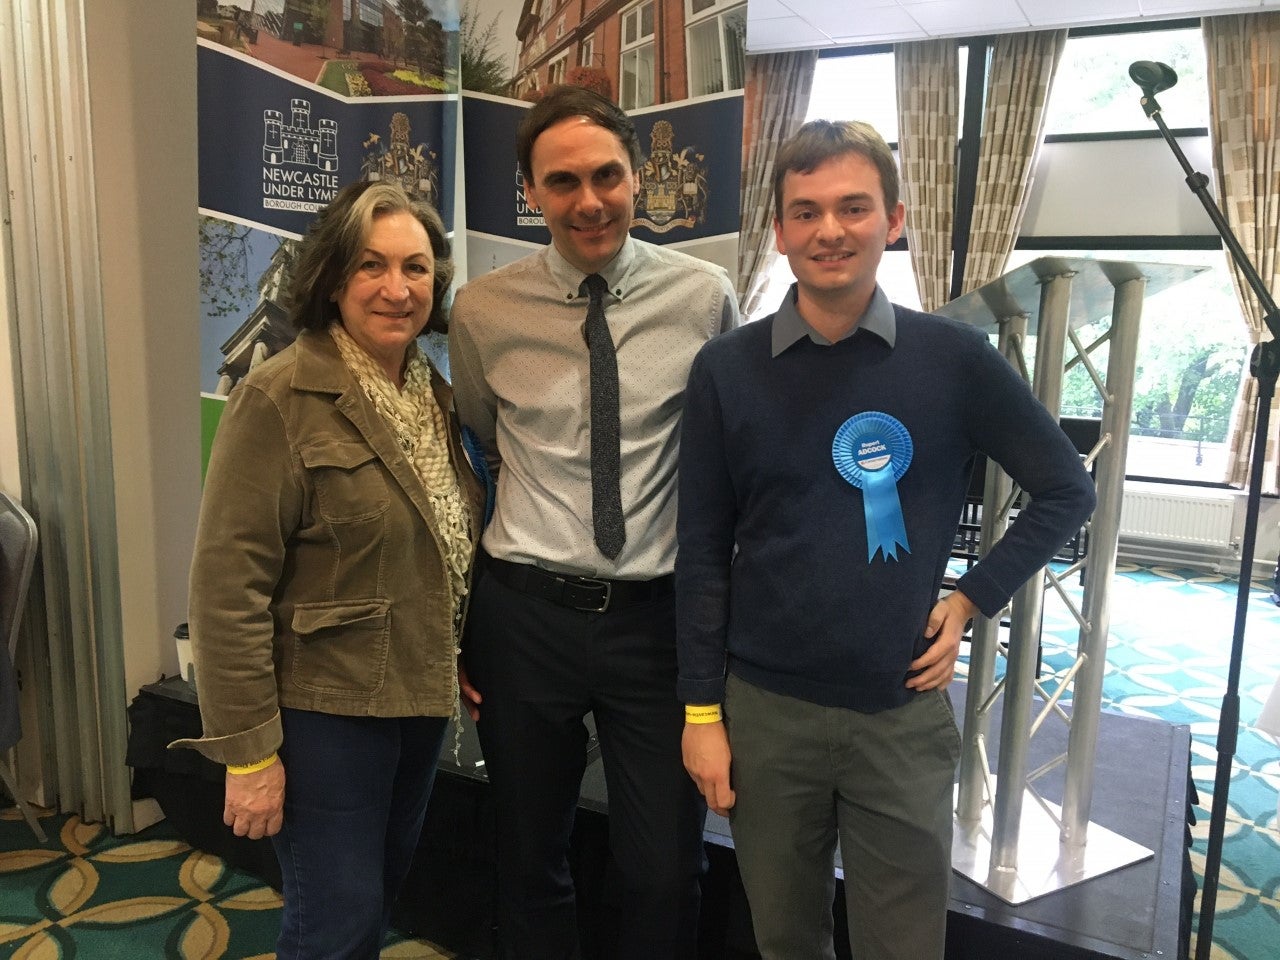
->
[271, 708, 449, 960]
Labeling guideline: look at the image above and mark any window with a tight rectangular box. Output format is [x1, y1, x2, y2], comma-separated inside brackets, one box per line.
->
[806, 46, 970, 144]
[548, 53, 567, 86]
[580, 33, 595, 68]
[555, 15, 564, 39]
[620, 0, 655, 110]
[1043, 26, 1209, 135]
[759, 26, 1245, 487]
[807, 52, 898, 140]
[1006, 247, 1247, 483]
[686, 1, 746, 97]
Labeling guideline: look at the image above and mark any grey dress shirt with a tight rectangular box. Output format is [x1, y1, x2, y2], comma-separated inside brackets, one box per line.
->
[770, 283, 897, 355]
[449, 236, 739, 580]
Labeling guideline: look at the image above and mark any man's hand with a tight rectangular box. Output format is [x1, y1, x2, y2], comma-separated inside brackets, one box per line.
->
[682, 722, 735, 817]
[458, 660, 482, 722]
[224, 760, 286, 840]
[908, 590, 978, 691]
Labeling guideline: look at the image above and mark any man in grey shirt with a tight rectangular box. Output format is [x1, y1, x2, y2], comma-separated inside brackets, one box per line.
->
[448, 87, 738, 960]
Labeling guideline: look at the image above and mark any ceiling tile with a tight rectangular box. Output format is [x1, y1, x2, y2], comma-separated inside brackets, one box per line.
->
[906, 0, 1031, 33]
[747, 0, 1280, 52]
[744, 0, 795, 20]
[1140, 0, 1261, 13]
[1017, 0, 1144, 23]
[800, 4, 925, 37]
[746, 15, 832, 52]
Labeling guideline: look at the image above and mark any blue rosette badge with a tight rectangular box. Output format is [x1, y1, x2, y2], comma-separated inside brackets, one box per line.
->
[832, 412, 913, 563]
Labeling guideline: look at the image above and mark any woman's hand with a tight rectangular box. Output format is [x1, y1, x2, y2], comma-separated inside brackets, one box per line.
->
[224, 761, 286, 840]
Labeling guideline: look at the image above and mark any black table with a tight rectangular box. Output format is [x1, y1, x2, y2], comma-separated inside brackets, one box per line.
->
[127, 678, 1193, 960]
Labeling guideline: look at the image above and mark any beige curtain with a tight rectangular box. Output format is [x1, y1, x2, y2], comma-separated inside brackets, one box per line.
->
[1205, 14, 1280, 493]
[737, 50, 817, 317]
[962, 30, 1066, 294]
[895, 39, 959, 312]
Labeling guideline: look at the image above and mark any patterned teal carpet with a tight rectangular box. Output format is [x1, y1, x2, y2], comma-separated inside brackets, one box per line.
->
[1, 563, 1278, 958]
[999, 561, 1280, 960]
[0, 812, 454, 958]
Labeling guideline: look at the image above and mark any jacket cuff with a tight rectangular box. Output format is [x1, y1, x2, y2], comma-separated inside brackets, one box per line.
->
[167, 710, 283, 767]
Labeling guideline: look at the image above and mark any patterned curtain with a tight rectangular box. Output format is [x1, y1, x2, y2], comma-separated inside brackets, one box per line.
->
[1205, 14, 1280, 493]
[961, 30, 1066, 294]
[895, 39, 959, 312]
[737, 50, 817, 317]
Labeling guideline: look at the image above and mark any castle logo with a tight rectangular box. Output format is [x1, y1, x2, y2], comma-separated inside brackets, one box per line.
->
[634, 120, 708, 233]
[360, 112, 441, 207]
[515, 164, 544, 227]
[262, 99, 339, 213]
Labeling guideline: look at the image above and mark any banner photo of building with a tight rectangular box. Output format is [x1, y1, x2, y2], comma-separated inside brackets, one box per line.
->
[460, 90, 740, 274]
[196, 0, 457, 472]
[459, 0, 745, 281]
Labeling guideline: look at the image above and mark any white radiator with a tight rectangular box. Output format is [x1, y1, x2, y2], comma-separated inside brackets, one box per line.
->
[1119, 487, 1236, 548]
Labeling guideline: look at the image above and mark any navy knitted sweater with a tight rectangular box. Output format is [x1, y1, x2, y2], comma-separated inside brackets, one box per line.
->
[675, 302, 1097, 713]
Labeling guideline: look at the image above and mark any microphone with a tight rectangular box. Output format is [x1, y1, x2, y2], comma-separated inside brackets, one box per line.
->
[1128, 60, 1178, 95]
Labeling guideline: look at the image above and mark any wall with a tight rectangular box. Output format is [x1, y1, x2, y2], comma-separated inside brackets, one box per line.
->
[82, 0, 202, 804]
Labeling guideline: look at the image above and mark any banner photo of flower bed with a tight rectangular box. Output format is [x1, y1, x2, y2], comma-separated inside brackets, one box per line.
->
[197, 0, 457, 98]
[194, 0, 459, 475]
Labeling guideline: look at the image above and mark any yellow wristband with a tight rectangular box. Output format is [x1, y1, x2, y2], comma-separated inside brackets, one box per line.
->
[685, 704, 722, 724]
[226, 753, 279, 775]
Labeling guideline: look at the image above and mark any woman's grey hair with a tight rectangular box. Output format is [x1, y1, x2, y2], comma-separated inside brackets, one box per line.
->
[288, 179, 454, 334]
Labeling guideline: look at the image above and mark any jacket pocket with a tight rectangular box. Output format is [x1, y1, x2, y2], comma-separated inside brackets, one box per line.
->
[300, 439, 389, 522]
[289, 598, 391, 697]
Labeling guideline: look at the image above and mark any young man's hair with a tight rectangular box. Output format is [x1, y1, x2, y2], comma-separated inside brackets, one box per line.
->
[772, 119, 900, 220]
[516, 85, 644, 185]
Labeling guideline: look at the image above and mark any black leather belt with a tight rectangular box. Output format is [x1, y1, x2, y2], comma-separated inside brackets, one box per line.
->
[485, 555, 673, 614]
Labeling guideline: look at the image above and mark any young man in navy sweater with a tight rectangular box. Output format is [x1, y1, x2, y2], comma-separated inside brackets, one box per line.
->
[675, 120, 1096, 959]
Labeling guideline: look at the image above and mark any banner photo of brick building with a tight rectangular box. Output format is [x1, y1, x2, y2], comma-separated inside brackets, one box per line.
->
[195, 0, 457, 471]
[459, 0, 744, 282]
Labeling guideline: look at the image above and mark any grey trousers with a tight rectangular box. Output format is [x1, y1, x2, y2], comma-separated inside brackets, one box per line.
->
[725, 673, 961, 960]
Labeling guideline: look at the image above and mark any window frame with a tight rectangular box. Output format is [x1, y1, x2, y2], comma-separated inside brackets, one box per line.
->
[621, 0, 654, 50]
[619, 0, 656, 110]
[547, 52, 568, 86]
[685, 0, 746, 98]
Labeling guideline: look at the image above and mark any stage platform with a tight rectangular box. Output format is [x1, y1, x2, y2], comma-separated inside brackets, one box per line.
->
[127, 678, 1193, 960]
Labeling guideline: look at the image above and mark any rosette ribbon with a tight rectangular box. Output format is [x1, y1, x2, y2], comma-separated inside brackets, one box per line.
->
[832, 412, 913, 563]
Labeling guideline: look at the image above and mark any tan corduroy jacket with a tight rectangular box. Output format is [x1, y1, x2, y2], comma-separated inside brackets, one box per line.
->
[171, 328, 484, 766]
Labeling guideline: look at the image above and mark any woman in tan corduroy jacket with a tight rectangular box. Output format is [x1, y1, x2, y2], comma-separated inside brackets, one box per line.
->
[173, 180, 483, 959]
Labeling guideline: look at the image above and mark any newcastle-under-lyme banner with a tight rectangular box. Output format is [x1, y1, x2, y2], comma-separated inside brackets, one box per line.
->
[462, 91, 742, 250]
[196, 1, 455, 473]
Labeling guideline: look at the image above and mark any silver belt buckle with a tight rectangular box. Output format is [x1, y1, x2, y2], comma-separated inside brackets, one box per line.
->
[579, 577, 611, 613]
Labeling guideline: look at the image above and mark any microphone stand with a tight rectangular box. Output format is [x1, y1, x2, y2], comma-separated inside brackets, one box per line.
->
[1135, 85, 1280, 960]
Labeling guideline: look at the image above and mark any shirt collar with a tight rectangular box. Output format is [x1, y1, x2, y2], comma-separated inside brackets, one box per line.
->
[546, 235, 637, 303]
[770, 283, 897, 357]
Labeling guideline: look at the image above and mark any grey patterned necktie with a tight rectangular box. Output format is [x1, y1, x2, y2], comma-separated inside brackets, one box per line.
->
[581, 273, 625, 560]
